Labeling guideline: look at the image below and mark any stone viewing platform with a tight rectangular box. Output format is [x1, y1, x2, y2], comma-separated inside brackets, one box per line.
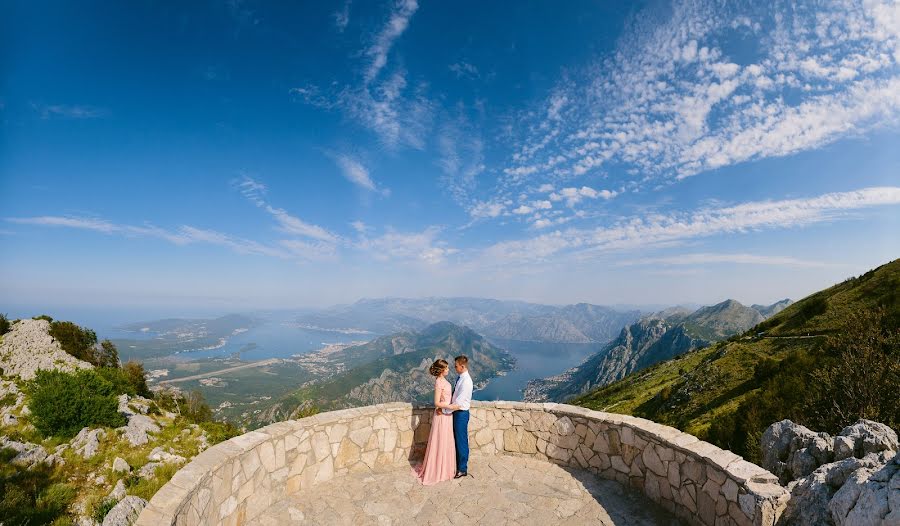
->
[135, 402, 789, 526]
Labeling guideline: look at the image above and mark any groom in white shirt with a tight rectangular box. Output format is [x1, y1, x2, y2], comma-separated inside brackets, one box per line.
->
[448, 355, 473, 478]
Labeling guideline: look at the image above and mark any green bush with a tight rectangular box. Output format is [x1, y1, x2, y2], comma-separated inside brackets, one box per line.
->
[48, 321, 98, 364]
[97, 339, 120, 368]
[27, 369, 126, 438]
[0, 313, 10, 335]
[122, 360, 152, 398]
[95, 363, 151, 399]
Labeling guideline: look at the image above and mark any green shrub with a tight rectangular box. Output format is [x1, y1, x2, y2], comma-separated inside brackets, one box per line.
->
[33, 314, 54, 322]
[95, 363, 150, 398]
[27, 369, 126, 438]
[97, 339, 120, 368]
[48, 321, 98, 364]
[122, 360, 152, 398]
[0, 313, 10, 335]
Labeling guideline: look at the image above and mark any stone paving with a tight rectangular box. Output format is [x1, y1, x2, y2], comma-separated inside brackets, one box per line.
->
[258, 454, 682, 525]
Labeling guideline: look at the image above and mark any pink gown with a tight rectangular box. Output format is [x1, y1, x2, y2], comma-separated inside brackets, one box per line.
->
[413, 376, 456, 485]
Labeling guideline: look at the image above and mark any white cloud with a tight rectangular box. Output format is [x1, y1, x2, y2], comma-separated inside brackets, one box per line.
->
[350, 220, 370, 233]
[479, 186, 900, 265]
[512, 205, 533, 215]
[364, 0, 418, 84]
[7, 216, 118, 233]
[616, 253, 843, 268]
[356, 226, 457, 265]
[331, 154, 379, 192]
[500, 0, 900, 186]
[291, 0, 431, 151]
[33, 104, 107, 119]
[468, 200, 506, 219]
[334, 0, 350, 32]
[235, 175, 338, 243]
[549, 186, 617, 207]
[449, 62, 479, 79]
[437, 110, 485, 205]
[537, 184, 554, 193]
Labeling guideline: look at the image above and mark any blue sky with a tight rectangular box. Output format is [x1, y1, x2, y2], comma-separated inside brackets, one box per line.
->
[2, 0, 899, 312]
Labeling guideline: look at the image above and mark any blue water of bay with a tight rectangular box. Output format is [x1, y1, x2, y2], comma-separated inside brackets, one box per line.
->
[476, 338, 602, 401]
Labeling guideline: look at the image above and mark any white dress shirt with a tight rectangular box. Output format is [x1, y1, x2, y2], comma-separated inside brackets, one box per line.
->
[445, 370, 473, 414]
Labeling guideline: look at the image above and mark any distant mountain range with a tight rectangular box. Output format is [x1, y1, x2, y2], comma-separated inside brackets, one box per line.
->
[254, 321, 515, 423]
[524, 299, 791, 402]
[294, 297, 641, 344]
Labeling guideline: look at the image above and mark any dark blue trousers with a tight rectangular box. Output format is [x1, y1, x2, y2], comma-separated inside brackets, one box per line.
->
[452, 409, 470, 473]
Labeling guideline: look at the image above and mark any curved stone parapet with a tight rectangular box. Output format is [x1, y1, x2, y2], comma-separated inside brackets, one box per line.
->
[135, 402, 789, 526]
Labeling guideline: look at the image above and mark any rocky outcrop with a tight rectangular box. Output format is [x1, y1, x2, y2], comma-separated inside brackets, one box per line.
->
[830, 454, 900, 526]
[762, 419, 899, 525]
[72, 427, 107, 459]
[0, 319, 92, 380]
[120, 415, 160, 446]
[112, 457, 131, 473]
[101, 496, 147, 526]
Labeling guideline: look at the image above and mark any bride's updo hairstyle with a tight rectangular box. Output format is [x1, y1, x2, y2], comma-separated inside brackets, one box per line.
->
[429, 359, 449, 377]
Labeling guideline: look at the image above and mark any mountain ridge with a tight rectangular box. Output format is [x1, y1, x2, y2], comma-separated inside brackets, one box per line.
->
[524, 298, 787, 402]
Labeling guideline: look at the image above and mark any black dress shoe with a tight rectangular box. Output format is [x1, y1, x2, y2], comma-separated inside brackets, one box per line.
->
[454, 471, 468, 479]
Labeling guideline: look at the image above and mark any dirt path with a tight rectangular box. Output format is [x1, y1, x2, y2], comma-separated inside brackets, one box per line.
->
[158, 358, 281, 385]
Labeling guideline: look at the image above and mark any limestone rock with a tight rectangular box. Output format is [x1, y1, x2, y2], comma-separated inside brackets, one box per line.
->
[0, 319, 93, 380]
[72, 427, 106, 458]
[829, 453, 900, 526]
[120, 415, 159, 446]
[138, 462, 159, 478]
[762, 419, 834, 483]
[112, 457, 131, 473]
[835, 420, 899, 460]
[101, 495, 147, 526]
[109, 479, 127, 501]
[147, 446, 185, 464]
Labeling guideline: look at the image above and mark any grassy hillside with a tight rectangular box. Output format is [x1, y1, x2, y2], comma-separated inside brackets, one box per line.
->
[572, 259, 900, 465]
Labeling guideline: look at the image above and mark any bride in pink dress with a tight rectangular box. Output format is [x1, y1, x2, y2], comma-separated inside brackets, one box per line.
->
[413, 359, 458, 485]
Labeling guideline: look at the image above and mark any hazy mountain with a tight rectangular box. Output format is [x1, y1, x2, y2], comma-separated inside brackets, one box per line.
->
[295, 297, 640, 344]
[255, 322, 514, 422]
[525, 299, 774, 402]
[751, 299, 794, 318]
[680, 299, 765, 340]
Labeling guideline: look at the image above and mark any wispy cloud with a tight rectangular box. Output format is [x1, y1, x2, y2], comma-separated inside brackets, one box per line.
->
[616, 253, 844, 269]
[33, 104, 108, 120]
[291, 0, 431, 150]
[500, 0, 900, 188]
[234, 175, 339, 242]
[364, 0, 418, 84]
[4, 215, 304, 258]
[356, 226, 457, 265]
[334, 0, 351, 32]
[449, 62, 479, 79]
[479, 186, 900, 265]
[330, 153, 389, 195]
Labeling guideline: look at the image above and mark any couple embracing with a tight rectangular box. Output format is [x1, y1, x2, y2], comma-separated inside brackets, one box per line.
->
[413, 355, 473, 485]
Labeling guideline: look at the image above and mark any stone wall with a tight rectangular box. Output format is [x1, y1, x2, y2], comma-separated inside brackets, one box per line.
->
[135, 402, 788, 526]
